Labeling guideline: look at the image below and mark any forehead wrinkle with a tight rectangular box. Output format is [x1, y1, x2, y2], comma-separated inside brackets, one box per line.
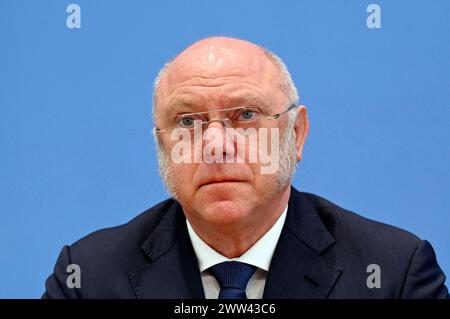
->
[165, 41, 273, 89]
[167, 91, 270, 112]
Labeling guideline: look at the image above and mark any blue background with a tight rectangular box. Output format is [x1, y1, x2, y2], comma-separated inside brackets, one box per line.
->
[0, 0, 449, 298]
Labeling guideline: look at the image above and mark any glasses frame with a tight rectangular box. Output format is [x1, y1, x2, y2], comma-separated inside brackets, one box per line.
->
[154, 103, 298, 134]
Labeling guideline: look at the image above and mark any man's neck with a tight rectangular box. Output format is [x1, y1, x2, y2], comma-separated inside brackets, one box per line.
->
[186, 186, 291, 258]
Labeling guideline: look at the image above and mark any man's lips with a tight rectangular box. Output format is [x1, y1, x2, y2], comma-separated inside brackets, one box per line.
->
[198, 178, 246, 188]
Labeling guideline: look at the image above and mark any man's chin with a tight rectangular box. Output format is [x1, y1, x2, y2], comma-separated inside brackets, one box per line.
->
[186, 182, 256, 226]
[199, 200, 252, 227]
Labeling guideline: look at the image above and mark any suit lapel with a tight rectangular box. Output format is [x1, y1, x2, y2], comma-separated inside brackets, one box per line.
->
[128, 202, 205, 299]
[263, 188, 342, 298]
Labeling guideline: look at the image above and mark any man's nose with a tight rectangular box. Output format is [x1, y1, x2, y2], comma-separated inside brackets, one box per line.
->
[202, 121, 236, 163]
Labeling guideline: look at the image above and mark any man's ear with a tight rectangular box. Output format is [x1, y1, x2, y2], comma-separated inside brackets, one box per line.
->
[293, 105, 309, 162]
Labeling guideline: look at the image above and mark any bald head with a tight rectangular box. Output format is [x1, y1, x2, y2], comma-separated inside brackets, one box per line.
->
[170, 37, 268, 79]
[153, 36, 298, 117]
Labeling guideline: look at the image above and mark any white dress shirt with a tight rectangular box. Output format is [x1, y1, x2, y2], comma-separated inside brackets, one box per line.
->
[186, 205, 288, 299]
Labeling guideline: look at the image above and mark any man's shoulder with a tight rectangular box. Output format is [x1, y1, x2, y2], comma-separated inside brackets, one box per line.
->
[298, 191, 422, 252]
[68, 198, 177, 263]
[44, 198, 180, 298]
[294, 191, 448, 298]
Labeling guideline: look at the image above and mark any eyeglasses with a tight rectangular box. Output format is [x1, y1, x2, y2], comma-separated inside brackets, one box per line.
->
[155, 103, 298, 134]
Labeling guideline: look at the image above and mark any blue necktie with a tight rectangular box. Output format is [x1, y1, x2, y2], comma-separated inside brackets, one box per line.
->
[209, 261, 257, 299]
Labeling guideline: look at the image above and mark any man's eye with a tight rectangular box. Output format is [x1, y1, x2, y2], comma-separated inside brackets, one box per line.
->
[178, 116, 195, 128]
[239, 110, 257, 121]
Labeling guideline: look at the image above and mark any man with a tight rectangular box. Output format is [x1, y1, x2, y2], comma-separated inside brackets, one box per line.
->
[43, 36, 448, 299]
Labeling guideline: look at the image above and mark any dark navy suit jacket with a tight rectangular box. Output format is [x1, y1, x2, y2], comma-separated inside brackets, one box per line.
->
[43, 187, 449, 298]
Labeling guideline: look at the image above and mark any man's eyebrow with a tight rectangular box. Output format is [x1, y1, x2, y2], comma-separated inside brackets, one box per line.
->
[165, 97, 197, 115]
[167, 96, 196, 108]
[165, 94, 269, 115]
[223, 95, 268, 107]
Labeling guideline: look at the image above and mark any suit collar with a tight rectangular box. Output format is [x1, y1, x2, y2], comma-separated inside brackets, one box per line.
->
[129, 201, 205, 298]
[263, 187, 342, 298]
[285, 186, 336, 254]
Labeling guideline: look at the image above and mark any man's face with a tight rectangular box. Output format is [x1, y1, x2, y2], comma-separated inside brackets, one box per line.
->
[154, 41, 302, 231]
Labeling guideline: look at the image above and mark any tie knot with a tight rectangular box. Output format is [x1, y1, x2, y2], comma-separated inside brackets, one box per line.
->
[209, 261, 256, 298]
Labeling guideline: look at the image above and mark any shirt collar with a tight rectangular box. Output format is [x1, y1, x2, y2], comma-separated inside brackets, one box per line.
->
[186, 204, 288, 272]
